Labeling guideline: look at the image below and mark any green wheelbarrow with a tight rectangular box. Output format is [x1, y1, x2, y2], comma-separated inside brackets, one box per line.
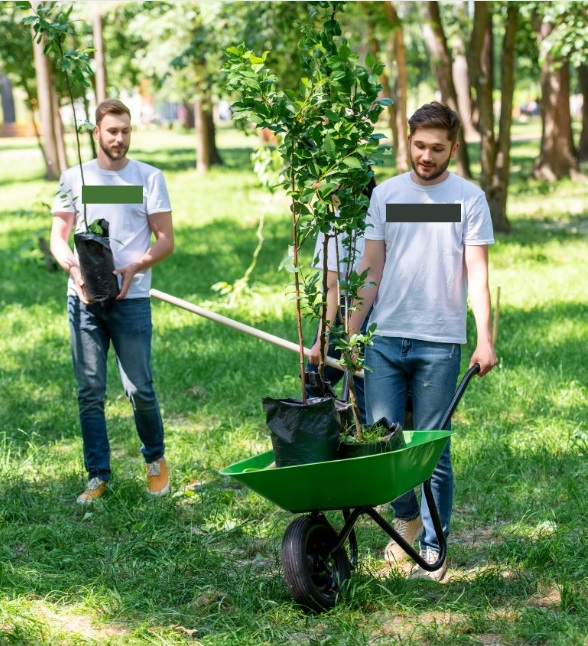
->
[220, 364, 481, 612]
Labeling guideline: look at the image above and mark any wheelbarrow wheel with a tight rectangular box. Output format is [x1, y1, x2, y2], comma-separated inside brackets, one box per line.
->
[281, 515, 351, 612]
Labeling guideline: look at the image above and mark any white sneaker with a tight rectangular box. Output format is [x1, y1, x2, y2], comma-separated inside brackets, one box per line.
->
[410, 547, 448, 582]
[384, 516, 423, 563]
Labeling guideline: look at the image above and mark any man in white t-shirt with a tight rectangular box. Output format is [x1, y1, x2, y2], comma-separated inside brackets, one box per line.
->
[349, 101, 497, 581]
[50, 99, 174, 504]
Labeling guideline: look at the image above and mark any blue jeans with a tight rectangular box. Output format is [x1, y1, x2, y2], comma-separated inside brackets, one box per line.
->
[68, 296, 165, 480]
[365, 336, 461, 552]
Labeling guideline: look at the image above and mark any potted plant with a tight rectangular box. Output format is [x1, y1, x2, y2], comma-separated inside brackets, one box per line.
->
[225, 2, 393, 464]
[21, 1, 118, 303]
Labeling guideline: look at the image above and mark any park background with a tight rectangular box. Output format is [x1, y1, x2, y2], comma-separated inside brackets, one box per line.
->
[0, 1, 587, 644]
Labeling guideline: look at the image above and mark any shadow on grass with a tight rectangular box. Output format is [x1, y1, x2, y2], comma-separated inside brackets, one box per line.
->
[132, 146, 256, 174]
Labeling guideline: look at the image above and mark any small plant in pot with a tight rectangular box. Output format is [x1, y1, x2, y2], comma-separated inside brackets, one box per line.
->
[225, 1, 393, 465]
[22, 2, 118, 303]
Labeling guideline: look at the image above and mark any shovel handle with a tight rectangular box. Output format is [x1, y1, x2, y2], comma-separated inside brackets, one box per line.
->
[437, 363, 481, 431]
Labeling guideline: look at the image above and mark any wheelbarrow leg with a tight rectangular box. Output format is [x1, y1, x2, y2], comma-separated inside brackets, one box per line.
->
[359, 480, 447, 573]
[342, 509, 358, 568]
[417, 478, 447, 571]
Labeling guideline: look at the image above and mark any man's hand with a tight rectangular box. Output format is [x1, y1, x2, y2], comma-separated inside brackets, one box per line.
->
[308, 338, 323, 366]
[114, 262, 140, 300]
[69, 265, 89, 304]
[469, 340, 497, 376]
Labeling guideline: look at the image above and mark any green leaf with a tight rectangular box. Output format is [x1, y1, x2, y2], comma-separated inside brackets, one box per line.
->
[342, 156, 362, 169]
[324, 134, 336, 157]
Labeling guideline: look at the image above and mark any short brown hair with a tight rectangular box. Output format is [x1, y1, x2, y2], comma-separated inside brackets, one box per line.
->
[95, 99, 131, 126]
[408, 102, 460, 143]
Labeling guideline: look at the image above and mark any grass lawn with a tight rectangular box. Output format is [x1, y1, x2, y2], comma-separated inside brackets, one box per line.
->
[0, 123, 587, 645]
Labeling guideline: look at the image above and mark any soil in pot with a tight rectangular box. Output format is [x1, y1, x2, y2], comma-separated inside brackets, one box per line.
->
[339, 418, 405, 459]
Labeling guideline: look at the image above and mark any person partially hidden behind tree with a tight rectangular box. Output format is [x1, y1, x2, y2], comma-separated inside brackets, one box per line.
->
[349, 101, 497, 581]
[50, 99, 174, 504]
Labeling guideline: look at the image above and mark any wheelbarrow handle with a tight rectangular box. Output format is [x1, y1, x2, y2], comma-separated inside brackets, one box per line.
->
[438, 362, 481, 431]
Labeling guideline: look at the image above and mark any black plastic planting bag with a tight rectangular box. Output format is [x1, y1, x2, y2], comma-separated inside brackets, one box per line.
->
[263, 395, 344, 467]
[74, 219, 119, 303]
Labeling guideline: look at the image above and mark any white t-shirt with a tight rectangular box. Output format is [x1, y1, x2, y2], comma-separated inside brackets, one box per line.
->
[312, 230, 365, 295]
[52, 159, 172, 299]
[365, 172, 494, 344]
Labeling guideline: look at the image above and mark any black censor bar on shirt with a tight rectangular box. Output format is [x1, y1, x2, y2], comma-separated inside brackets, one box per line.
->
[386, 203, 461, 223]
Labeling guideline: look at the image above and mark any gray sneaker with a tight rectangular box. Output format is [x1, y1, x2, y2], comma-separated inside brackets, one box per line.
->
[76, 477, 108, 505]
[384, 516, 423, 563]
[410, 547, 448, 582]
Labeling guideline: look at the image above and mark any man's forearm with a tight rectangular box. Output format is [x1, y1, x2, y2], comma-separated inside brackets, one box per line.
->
[134, 237, 174, 272]
[470, 285, 493, 343]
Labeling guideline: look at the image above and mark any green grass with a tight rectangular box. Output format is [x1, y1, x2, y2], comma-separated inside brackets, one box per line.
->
[1, 124, 587, 645]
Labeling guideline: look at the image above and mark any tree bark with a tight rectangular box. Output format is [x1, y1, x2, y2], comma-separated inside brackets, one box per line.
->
[93, 11, 107, 105]
[384, 1, 410, 173]
[423, 1, 472, 178]
[533, 20, 581, 180]
[366, 15, 397, 163]
[467, 2, 495, 193]
[182, 99, 195, 129]
[451, 2, 477, 139]
[31, 24, 67, 180]
[487, 5, 517, 234]
[196, 92, 222, 174]
[576, 64, 588, 161]
[0, 74, 16, 123]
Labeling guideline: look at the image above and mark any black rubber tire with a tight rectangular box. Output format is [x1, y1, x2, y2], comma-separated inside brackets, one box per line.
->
[281, 515, 351, 612]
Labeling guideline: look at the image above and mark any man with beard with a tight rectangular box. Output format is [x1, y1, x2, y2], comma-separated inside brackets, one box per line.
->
[349, 101, 497, 581]
[51, 99, 174, 504]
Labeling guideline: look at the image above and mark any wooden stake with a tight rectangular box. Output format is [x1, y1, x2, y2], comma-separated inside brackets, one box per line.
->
[492, 285, 501, 346]
[150, 288, 364, 377]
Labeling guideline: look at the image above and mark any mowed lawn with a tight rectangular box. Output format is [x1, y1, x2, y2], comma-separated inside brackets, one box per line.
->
[0, 125, 587, 645]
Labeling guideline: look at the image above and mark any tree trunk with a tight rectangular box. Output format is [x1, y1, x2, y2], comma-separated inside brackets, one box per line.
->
[0, 74, 16, 123]
[423, 1, 472, 178]
[366, 16, 397, 164]
[182, 99, 195, 129]
[384, 1, 410, 173]
[451, 2, 477, 139]
[576, 64, 588, 161]
[32, 24, 67, 180]
[467, 2, 495, 194]
[487, 5, 517, 234]
[93, 11, 107, 105]
[533, 21, 581, 180]
[50, 64, 68, 173]
[196, 93, 222, 174]
[452, 53, 476, 139]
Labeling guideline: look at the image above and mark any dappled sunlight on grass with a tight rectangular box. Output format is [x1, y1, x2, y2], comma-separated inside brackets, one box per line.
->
[1, 126, 587, 644]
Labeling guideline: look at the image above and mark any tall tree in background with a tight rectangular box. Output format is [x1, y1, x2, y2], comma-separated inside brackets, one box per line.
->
[533, 13, 580, 180]
[30, 1, 67, 180]
[530, 2, 586, 178]
[446, 1, 477, 141]
[383, 1, 409, 173]
[467, 2, 517, 233]
[363, 1, 409, 173]
[578, 64, 588, 161]
[422, 1, 471, 178]
[92, 9, 107, 104]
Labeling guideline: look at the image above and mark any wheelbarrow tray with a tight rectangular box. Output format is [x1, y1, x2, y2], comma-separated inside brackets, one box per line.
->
[220, 430, 453, 513]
